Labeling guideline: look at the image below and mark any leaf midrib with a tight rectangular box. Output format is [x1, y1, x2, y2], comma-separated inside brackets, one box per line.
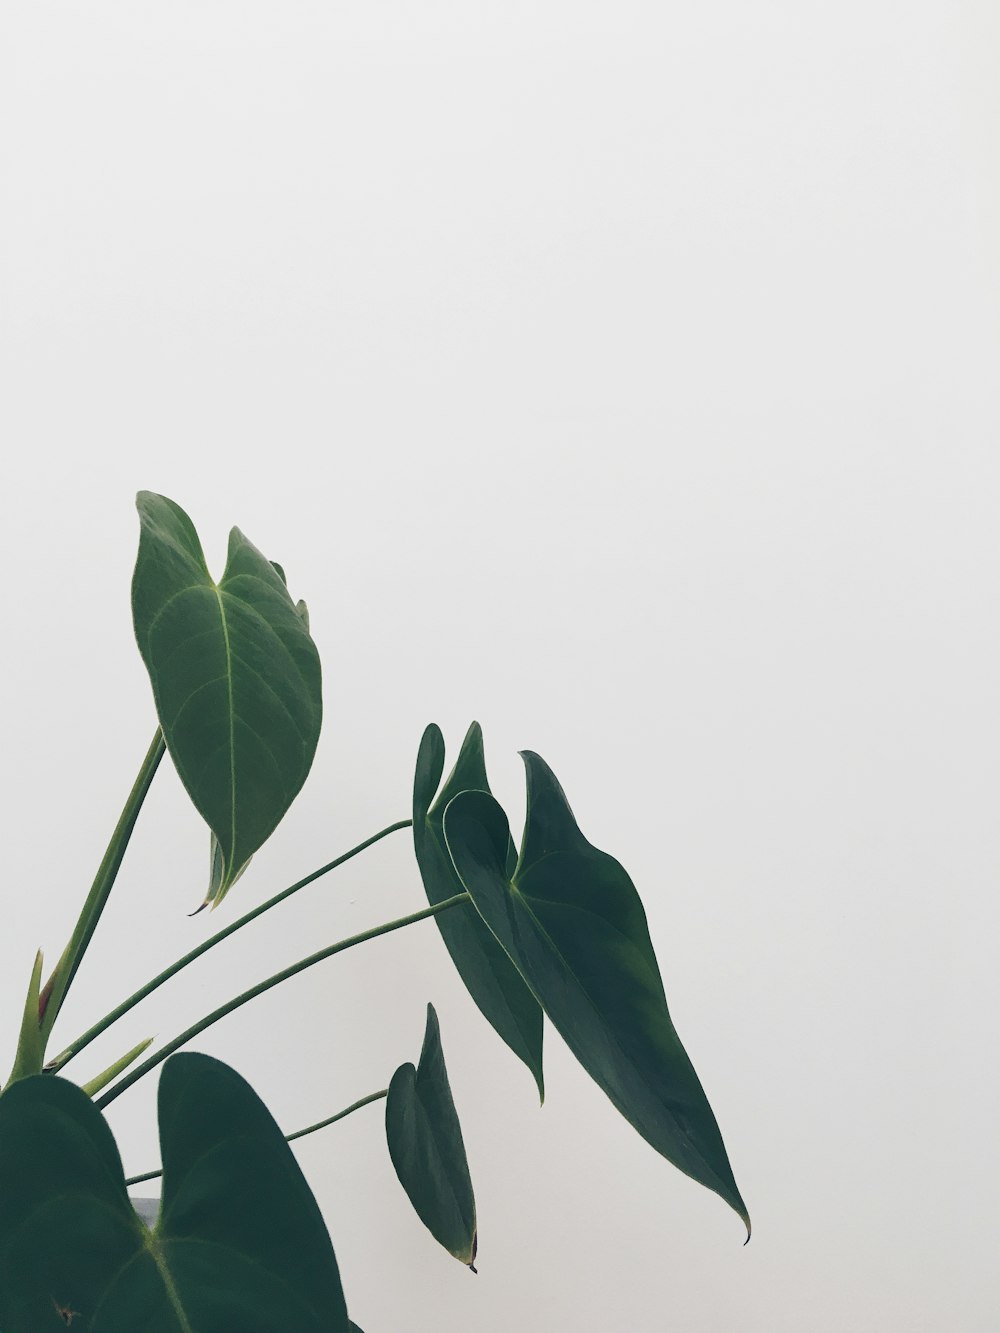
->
[144, 1232, 195, 1333]
[212, 584, 237, 876]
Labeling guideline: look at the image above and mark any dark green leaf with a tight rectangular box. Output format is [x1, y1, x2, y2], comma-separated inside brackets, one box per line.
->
[385, 1004, 478, 1268]
[413, 723, 543, 1099]
[0, 1054, 350, 1330]
[443, 753, 750, 1236]
[132, 492, 322, 908]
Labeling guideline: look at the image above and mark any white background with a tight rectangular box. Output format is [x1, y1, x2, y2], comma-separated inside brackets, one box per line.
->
[2, 4, 998, 1329]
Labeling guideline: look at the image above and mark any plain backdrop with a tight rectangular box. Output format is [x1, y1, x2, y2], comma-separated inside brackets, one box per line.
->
[1, 4, 998, 1330]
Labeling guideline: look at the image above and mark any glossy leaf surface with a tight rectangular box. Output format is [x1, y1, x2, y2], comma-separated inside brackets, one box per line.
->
[413, 723, 543, 1098]
[0, 1054, 349, 1330]
[132, 492, 322, 907]
[443, 753, 750, 1234]
[386, 1004, 478, 1267]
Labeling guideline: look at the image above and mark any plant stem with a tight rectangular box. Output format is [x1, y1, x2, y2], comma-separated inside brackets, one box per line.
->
[122, 1088, 389, 1188]
[50, 819, 412, 1073]
[39, 730, 166, 1047]
[284, 1088, 389, 1143]
[96, 892, 470, 1110]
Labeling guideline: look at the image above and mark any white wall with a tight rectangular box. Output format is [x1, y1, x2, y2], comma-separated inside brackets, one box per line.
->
[1, 4, 998, 1329]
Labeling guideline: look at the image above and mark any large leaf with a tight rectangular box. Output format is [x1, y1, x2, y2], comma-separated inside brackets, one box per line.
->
[443, 753, 750, 1235]
[413, 723, 543, 1099]
[385, 1004, 478, 1268]
[0, 1054, 350, 1330]
[132, 492, 322, 907]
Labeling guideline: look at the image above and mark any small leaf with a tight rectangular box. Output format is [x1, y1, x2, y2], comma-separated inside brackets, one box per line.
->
[386, 1004, 478, 1268]
[413, 723, 543, 1099]
[443, 753, 750, 1236]
[0, 1055, 350, 1330]
[132, 493, 323, 908]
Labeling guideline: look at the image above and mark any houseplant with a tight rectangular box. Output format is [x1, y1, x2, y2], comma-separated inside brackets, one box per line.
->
[0, 492, 749, 1330]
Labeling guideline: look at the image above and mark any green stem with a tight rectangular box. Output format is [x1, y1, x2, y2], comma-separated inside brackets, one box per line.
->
[39, 730, 166, 1048]
[49, 819, 411, 1074]
[96, 892, 470, 1110]
[285, 1088, 389, 1143]
[123, 1088, 389, 1188]
[122, 1167, 165, 1187]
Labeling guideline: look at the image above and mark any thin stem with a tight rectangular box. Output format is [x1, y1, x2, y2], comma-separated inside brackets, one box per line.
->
[96, 892, 470, 1110]
[39, 730, 166, 1046]
[123, 1089, 389, 1188]
[285, 1088, 389, 1143]
[50, 819, 412, 1073]
[124, 1167, 164, 1187]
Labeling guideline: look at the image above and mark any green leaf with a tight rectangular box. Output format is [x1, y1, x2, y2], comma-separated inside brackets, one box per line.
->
[132, 492, 323, 908]
[0, 1054, 350, 1330]
[385, 1004, 478, 1268]
[413, 723, 543, 1099]
[443, 753, 751, 1236]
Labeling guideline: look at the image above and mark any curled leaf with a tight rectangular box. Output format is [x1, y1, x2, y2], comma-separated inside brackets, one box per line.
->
[413, 723, 543, 1099]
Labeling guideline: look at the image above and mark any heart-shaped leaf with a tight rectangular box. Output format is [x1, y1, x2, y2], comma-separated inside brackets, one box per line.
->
[413, 723, 543, 1099]
[132, 492, 323, 907]
[443, 752, 750, 1235]
[0, 1054, 350, 1330]
[386, 1004, 478, 1268]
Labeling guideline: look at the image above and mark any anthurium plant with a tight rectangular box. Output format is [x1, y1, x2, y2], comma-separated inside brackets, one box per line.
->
[0, 493, 749, 1331]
